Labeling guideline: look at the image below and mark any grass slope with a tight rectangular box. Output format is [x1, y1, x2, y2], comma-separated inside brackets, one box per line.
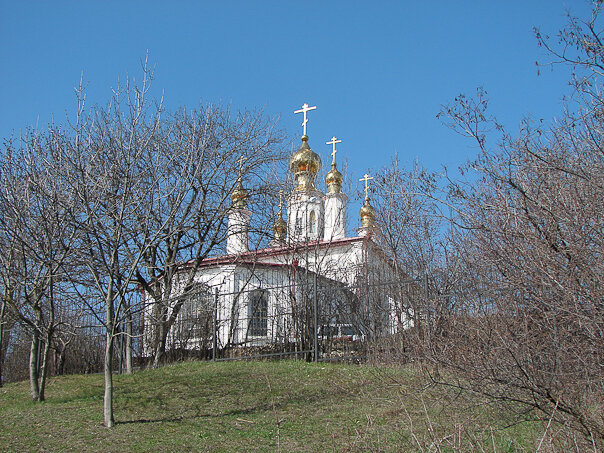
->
[0, 361, 539, 452]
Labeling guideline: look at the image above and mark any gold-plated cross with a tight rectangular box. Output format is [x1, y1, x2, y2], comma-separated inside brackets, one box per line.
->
[236, 155, 246, 176]
[294, 103, 317, 136]
[359, 173, 373, 198]
[326, 136, 342, 164]
[278, 189, 284, 213]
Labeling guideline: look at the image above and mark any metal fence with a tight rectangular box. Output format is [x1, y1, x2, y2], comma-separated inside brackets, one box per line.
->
[145, 271, 419, 364]
[1, 271, 423, 383]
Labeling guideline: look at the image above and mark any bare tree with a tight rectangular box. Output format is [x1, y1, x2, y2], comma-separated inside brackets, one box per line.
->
[370, 160, 463, 352]
[133, 106, 284, 367]
[429, 6, 604, 445]
[58, 64, 170, 427]
[0, 228, 19, 388]
[0, 275, 17, 387]
[0, 129, 80, 401]
[30, 57, 284, 426]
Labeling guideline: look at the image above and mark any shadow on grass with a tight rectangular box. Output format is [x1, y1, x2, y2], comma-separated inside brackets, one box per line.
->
[117, 392, 326, 426]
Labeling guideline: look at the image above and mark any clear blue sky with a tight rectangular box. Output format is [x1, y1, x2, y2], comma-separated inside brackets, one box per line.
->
[0, 1, 591, 193]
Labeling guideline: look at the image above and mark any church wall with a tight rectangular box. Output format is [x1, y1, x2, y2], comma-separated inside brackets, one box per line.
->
[142, 242, 416, 357]
[142, 236, 417, 357]
[176, 264, 299, 350]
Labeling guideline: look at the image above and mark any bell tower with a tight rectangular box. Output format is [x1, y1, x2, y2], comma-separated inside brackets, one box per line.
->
[287, 103, 324, 243]
[323, 136, 347, 241]
[227, 160, 251, 255]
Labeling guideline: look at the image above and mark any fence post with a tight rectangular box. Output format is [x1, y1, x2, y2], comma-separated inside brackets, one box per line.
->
[313, 272, 318, 363]
[213, 287, 218, 362]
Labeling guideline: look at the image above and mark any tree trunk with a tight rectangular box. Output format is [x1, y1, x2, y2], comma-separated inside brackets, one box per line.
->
[29, 329, 40, 401]
[0, 298, 5, 388]
[104, 275, 116, 427]
[38, 330, 53, 401]
[57, 345, 66, 375]
[104, 290, 115, 428]
[152, 313, 167, 368]
[104, 328, 115, 427]
[152, 292, 189, 367]
[152, 333, 165, 368]
[39, 277, 56, 401]
[125, 309, 133, 374]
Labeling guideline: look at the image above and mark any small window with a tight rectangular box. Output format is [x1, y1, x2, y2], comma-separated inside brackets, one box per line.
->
[341, 325, 355, 336]
[309, 211, 317, 234]
[295, 216, 303, 236]
[249, 289, 268, 336]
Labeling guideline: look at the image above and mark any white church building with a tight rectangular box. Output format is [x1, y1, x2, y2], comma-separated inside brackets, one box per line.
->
[144, 104, 415, 358]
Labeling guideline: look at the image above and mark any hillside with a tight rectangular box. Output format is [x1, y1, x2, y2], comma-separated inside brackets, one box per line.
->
[0, 361, 538, 452]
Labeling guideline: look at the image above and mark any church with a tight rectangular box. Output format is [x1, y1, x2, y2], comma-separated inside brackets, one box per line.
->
[144, 104, 414, 358]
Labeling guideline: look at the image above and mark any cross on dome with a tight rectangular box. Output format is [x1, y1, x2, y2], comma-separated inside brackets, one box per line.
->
[360, 173, 373, 199]
[235, 154, 246, 177]
[294, 103, 317, 136]
[326, 136, 342, 164]
[278, 189, 284, 213]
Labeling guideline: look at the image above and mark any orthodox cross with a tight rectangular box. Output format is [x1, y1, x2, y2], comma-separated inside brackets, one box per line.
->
[294, 103, 317, 136]
[278, 189, 284, 213]
[359, 173, 373, 198]
[235, 155, 246, 177]
[326, 136, 342, 164]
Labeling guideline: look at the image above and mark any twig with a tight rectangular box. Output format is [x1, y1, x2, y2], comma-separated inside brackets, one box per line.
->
[264, 374, 283, 453]
[536, 399, 559, 452]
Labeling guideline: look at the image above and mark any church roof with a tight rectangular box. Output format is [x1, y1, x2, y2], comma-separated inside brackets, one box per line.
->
[193, 235, 369, 269]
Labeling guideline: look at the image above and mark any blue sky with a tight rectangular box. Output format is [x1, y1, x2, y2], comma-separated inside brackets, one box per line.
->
[0, 1, 592, 196]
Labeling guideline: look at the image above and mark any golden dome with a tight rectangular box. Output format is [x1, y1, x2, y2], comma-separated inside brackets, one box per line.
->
[325, 162, 343, 194]
[231, 177, 249, 208]
[289, 135, 321, 191]
[359, 197, 376, 228]
[273, 214, 287, 242]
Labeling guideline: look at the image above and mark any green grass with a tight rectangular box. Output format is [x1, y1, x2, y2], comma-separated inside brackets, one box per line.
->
[0, 360, 541, 452]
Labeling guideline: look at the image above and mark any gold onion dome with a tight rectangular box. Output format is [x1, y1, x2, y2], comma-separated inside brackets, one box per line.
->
[231, 177, 249, 208]
[360, 197, 376, 228]
[289, 135, 321, 191]
[325, 162, 343, 194]
[273, 213, 287, 242]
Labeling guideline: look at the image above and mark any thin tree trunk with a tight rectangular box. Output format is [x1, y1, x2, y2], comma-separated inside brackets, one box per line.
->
[29, 328, 40, 401]
[39, 276, 55, 401]
[0, 298, 5, 388]
[152, 333, 165, 368]
[38, 329, 53, 401]
[104, 279, 116, 427]
[117, 324, 123, 375]
[104, 328, 115, 427]
[152, 310, 167, 368]
[57, 346, 66, 375]
[125, 308, 133, 374]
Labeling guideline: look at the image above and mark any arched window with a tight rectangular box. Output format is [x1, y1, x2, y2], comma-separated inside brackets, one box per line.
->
[249, 289, 268, 336]
[179, 284, 212, 340]
[309, 210, 317, 235]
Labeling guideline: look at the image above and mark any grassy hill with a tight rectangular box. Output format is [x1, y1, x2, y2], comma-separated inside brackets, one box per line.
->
[0, 360, 539, 452]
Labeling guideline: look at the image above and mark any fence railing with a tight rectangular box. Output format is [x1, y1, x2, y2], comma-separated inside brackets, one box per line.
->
[143, 276, 419, 363]
[1, 274, 427, 382]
